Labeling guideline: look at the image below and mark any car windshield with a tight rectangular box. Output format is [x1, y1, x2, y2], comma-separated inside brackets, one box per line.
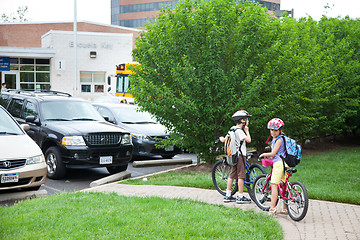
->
[41, 101, 104, 121]
[113, 107, 157, 124]
[0, 109, 24, 135]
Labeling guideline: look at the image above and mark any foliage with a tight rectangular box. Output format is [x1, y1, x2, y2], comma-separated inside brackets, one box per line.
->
[131, 0, 360, 162]
[0, 192, 282, 239]
[1, 6, 29, 22]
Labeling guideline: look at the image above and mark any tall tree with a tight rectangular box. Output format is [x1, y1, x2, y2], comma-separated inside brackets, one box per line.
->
[1, 6, 29, 22]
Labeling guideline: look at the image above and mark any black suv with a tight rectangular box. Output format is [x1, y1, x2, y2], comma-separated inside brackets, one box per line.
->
[0, 90, 133, 179]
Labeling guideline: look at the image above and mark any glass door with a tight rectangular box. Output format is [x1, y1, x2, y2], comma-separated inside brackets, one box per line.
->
[2, 71, 19, 90]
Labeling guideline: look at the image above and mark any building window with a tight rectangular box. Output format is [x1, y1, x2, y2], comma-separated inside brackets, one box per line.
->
[80, 72, 105, 93]
[10, 57, 51, 91]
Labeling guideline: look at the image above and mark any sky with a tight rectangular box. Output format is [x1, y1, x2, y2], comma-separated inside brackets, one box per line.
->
[1, 0, 360, 25]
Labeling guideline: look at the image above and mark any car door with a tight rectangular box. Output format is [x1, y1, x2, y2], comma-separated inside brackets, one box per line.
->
[7, 97, 25, 124]
[23, 100, 43, 145]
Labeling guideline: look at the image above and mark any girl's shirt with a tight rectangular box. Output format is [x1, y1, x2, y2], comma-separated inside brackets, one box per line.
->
[271, 135, 286, 163]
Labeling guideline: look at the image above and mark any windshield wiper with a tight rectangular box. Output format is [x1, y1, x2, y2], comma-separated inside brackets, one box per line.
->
[72, 118, 97, 121]
[0, 132, 19, 135]
[136, 121, 157, 124]
[122, 121, 137, 124]
[46, 118, 70, 121]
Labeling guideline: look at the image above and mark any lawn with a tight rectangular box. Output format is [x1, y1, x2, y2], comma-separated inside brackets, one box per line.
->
[0, 192, 282, 240]
[123, 147, 360, 205]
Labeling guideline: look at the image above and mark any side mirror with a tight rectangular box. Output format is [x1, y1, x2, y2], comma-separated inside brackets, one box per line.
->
[21, 124, 30, 132]
[107, 76, 111, 85]
[107, 87, 111, 92]
[25, 115, 41, 126]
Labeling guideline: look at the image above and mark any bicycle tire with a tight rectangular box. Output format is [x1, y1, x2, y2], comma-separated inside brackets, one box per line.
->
[252, 174, 272, 211]
[286, 181, 309, 221]
[212, 160, 238, 196]
[246, 163, 266, 202]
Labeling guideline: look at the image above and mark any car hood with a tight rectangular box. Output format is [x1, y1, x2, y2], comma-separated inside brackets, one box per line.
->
[45, 121, 129, 135]
[120, 123, 168, 136]
[0, 134, 43, 159]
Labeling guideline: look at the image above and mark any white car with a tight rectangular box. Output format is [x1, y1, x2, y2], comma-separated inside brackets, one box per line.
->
[0, 105, 46, 191]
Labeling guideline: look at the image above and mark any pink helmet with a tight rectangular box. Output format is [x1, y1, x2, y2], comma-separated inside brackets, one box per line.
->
[267, 118, 284, 130]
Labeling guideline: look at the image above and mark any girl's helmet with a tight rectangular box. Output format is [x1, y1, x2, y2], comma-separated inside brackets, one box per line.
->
[232, 110, 251, 122]
[267, 118, 284, 130]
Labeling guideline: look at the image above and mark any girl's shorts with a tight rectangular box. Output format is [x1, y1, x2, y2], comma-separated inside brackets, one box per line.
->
[271, 160, 288, 185]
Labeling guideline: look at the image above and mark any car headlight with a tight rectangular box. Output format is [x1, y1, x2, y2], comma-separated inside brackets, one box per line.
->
[131, 133, 151, 141]
[121, 134, 132, 144]
[26, 155, 44, 165]
[62, 136, 86, 146]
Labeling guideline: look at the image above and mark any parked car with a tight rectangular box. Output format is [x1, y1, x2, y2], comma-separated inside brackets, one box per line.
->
[0, 105, 46, 191]
[0, 90, 133, 179]
[94, 96, 136, 105]
[93, 103, 182, 160]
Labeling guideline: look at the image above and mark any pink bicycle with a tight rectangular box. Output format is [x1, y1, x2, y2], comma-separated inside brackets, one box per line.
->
[252, 158, 309, 221]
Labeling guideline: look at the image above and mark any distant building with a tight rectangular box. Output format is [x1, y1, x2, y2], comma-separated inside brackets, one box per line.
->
[111, 0, 284, 28]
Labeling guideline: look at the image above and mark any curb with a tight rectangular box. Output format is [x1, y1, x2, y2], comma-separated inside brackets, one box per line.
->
[90, 170, 131, 188]
[0, 189, 48, 203]
[132, 158, 193, 167]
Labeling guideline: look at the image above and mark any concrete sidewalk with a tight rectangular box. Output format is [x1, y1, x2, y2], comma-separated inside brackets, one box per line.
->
[83, 183, 360, 240]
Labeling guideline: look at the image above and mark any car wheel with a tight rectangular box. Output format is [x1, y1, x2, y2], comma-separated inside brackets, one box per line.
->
[106, 165, 127, 175]
[45, 147, 66, 180]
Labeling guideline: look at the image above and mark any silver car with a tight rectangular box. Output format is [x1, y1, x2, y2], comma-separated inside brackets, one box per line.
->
[0, 105, 46, 191]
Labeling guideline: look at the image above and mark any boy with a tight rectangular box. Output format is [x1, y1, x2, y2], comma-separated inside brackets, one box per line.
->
[220, 110, 252, 203]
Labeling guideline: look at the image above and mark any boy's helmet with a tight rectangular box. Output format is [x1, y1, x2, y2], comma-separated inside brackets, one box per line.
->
[232, 110, 251, 122]
[267, 118, 284, 130]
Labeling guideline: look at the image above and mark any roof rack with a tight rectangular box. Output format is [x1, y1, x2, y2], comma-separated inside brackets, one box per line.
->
[5, 89, 72, 97]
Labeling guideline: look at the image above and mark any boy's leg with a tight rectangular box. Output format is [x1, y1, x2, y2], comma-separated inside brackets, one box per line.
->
[236, 156, 251, 204]
[224, 166, 238, 203]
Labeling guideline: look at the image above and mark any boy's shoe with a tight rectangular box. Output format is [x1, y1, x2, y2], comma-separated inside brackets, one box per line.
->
[224, 196, 236, 203]
[236, 195, 251, 204]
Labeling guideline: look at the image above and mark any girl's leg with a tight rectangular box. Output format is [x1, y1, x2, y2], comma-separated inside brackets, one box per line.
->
[271, 183, 278, 209]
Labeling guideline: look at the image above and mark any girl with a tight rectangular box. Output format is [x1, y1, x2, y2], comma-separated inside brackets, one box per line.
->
[259, 118, 288, 215]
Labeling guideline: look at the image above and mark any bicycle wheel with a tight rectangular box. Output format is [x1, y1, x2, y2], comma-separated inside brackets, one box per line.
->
[286, 181, 309, 221]
[212, 160, 238, 196]
[252, 174, 272, 211]
[246, 163, 266, 201]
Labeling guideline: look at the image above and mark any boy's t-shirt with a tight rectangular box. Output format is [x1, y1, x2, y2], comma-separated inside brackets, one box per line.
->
[234, 127, 246, 156]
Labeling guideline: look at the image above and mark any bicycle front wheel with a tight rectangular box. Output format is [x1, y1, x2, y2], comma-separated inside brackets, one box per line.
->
[286, 181, 309, 221]
[212, 160, 238, 196]
[252, 174, 271, 211]
[246, 163, 266, 201]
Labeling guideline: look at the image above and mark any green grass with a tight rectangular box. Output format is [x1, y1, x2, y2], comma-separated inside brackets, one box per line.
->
[0, 192, 282, 240]
[123, 147, 360, 205]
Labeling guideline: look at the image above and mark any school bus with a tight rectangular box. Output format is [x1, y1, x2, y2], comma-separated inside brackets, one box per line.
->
[115, 62, 138, 98]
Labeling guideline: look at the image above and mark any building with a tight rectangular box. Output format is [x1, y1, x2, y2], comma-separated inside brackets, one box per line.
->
[0, 21, 141, 100]
[112, 0, 282, 28]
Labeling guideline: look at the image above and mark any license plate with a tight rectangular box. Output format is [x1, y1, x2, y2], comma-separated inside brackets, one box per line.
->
[1, 173, 19, 183]
[165, 145, 174, 151]
[100, 156, 113, 164]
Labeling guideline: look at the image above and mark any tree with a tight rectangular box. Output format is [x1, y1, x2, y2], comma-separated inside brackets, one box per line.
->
[131, 0, 360, 162]
[1, 6, 29, 22]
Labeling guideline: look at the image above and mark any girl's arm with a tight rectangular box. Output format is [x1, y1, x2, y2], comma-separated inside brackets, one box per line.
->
[259, 138, 282, 158]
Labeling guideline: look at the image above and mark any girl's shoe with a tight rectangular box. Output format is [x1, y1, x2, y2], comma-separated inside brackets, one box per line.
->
[279, 208, 288, 215]
[269, 208, 277, 216]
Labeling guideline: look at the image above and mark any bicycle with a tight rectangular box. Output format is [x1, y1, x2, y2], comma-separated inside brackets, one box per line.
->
[212, 153, 266, 201]
[252, 158, 309, 221]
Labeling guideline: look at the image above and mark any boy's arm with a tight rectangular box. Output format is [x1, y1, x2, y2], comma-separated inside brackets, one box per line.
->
[243, 125, 251, 143]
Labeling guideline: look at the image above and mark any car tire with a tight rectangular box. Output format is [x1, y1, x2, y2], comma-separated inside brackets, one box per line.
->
[106, 165, 127, 175]
[45, 147, 66, 180]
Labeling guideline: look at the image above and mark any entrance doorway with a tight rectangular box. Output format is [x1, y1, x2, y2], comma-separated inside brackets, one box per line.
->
[1, 71, 19, 90]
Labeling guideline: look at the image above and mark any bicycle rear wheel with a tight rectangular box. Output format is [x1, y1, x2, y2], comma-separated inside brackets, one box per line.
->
[252, 174, 272, 211]
[212, 160, 238, 196]
[286, 181, 309, 221]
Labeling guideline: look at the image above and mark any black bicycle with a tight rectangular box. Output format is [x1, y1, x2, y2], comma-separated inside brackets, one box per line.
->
[212, 153, 266, 201]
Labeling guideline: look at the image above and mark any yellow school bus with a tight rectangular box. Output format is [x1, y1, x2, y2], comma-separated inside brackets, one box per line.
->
[115, 62, 138, 98]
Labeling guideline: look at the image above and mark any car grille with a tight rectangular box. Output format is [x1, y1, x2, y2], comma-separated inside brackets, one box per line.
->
[84, 134, 121, 146]
[0, 159, 26, 170]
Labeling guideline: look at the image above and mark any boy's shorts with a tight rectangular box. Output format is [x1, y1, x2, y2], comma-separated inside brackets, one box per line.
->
[230, 155, 246, 180]
[271, 160, 288, 184]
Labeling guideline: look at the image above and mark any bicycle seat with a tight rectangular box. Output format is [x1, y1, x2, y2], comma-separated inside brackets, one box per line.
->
[286, 168, 297, 174]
